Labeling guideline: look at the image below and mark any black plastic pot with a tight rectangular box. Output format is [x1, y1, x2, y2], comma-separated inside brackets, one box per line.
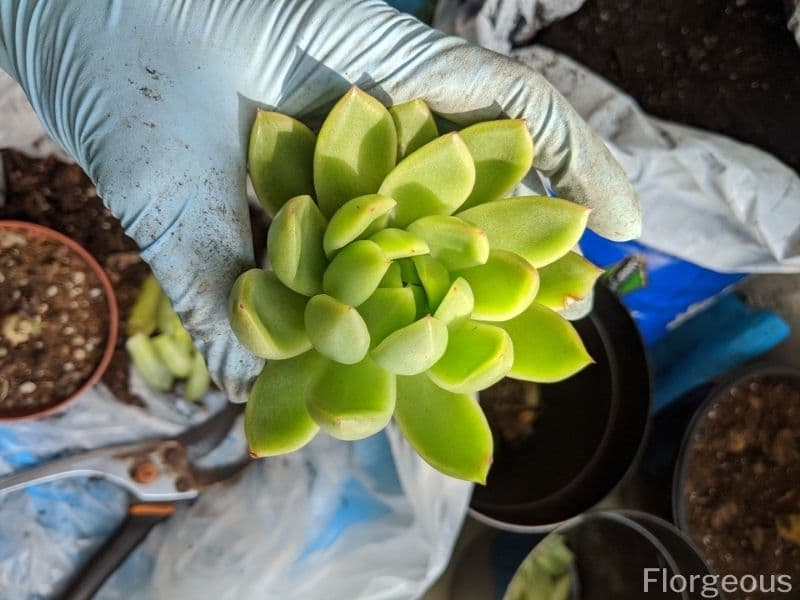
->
[671, 364, 800, 591]
[672, 363, 800, 530]
[504, 511, 718, 600]
[470, 284, 651, 531]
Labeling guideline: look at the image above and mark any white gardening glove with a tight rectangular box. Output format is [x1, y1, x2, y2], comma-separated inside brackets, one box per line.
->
[0, 0, 640, 403]
[789, 0, 800, 46]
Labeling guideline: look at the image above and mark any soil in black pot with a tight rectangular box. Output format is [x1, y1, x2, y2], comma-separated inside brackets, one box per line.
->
[481, 378, 542, 446]
[682, 376, 800, 598]
[0, 229, 108, 417]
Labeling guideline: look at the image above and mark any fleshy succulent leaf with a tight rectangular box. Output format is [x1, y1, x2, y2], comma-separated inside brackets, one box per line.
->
[536, 251, 603, 311]
[246, 351, 323, 456]
[411, 254, 451, 311]
[454, 249, 539, 321]
[152, 333, 193, 378]
[126, 274, 162, 337]
[371, 316, 448, 375]
[427, 321, 513, 393]
[398, 258, 421, 285]
[369, 228, 430, 259]
[389, 99, 439, 158]
[307, 356, 396, 441]
[314, 87, 398, 217]
[407, 284, 429, 319]
[323, 194, 396, 258]
[229, 269, 311, 359]
[407, 215, 490, 271]
[458, 120, 534, 211]
[497, 303, 593, 382]
[395, 374, 493, 483]
[267, 195, 328, 296]
[358, 287, 417, 347]
[433, 277, 474, 328]
[249, 110, 316, 217]
[379, 261, 404, 287]
[380, 133, 476, 227]
[304, 294, 370, 364]
[184, 351, 210, 401]
[126, 333, 173, 392]
[322, 240, 391, 307]
[457, 196, 590, 268]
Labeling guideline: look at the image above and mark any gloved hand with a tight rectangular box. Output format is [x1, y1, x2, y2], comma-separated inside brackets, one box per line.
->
[789, 0, 800, 46]
[0, 0, 640, 403]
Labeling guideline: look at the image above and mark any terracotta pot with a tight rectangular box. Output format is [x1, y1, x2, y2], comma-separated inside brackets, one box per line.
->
[0, 220, 119, 420]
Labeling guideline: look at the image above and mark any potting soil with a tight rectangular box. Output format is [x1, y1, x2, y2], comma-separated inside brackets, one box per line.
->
[683, 377, 800, 598]
[0, 231, 107, 416]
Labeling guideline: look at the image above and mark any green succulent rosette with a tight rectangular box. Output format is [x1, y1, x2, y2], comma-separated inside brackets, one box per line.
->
[231, 87, 602, 483]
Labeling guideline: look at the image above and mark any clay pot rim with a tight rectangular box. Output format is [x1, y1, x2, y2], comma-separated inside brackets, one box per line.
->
[0, 220, 119, 421]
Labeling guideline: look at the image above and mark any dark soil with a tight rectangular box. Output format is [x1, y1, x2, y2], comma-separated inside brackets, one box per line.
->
[481, 378, 541, 445]
[0, 231, 107, 417]
[1, 150, 269, 408]
[538, 0, 800, 174]
[0, 150, 148, 407]
[682, 376, 800, 599]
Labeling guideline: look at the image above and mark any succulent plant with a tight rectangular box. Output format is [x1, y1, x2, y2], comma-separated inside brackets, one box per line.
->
[231, 87, 602, 483]
[127, 274, 210, 401]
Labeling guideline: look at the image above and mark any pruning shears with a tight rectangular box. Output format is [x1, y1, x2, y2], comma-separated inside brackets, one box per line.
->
[0, 402, 250, 600]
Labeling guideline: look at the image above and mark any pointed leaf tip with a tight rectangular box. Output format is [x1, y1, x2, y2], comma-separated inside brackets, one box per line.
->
[459, 119, 534, 211]
[380, 132, 476, 227]
[497, 303, 592, 382]
[457, 196, 589, 268]
[433, 277, 474, 327]
[323, 194, 396, 257]
[314, 87, 397, 217]
[395, 374, 493, 483]
[267, 195, 328, 296]
[249, 111, 316, 217]
[389, 99, 439, 159]
[536, 251, 603, 311]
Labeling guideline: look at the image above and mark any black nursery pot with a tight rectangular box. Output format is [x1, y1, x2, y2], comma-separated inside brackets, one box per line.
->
[505, 511, 718, 599]
[471, 284, 651, 532]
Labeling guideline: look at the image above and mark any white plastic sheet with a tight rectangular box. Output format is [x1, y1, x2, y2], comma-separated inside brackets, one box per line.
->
[436, 0, 800, 273]
[0, 70, 470, 599]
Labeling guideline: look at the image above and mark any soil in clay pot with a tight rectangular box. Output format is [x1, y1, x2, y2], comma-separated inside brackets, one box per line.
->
[0, 149, 266, 407]
[1, 149, 148, 407]
[681, 375, 800, 599]
[0, 228, 108, 417]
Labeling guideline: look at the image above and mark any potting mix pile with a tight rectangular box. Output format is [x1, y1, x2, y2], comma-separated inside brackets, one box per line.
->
[0, 149, 148, 408]
[683, 376, 800, 598]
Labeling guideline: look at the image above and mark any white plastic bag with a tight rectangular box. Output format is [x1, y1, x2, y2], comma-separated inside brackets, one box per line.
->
[436, 1, 800, 274]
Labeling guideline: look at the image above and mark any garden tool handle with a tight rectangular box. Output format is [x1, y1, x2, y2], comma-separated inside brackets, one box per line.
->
[58, 503, 175, 600]
[0, 441, 199, 502]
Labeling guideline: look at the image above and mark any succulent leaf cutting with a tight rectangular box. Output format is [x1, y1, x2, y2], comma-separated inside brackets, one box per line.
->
[231, 87, 602, 483]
